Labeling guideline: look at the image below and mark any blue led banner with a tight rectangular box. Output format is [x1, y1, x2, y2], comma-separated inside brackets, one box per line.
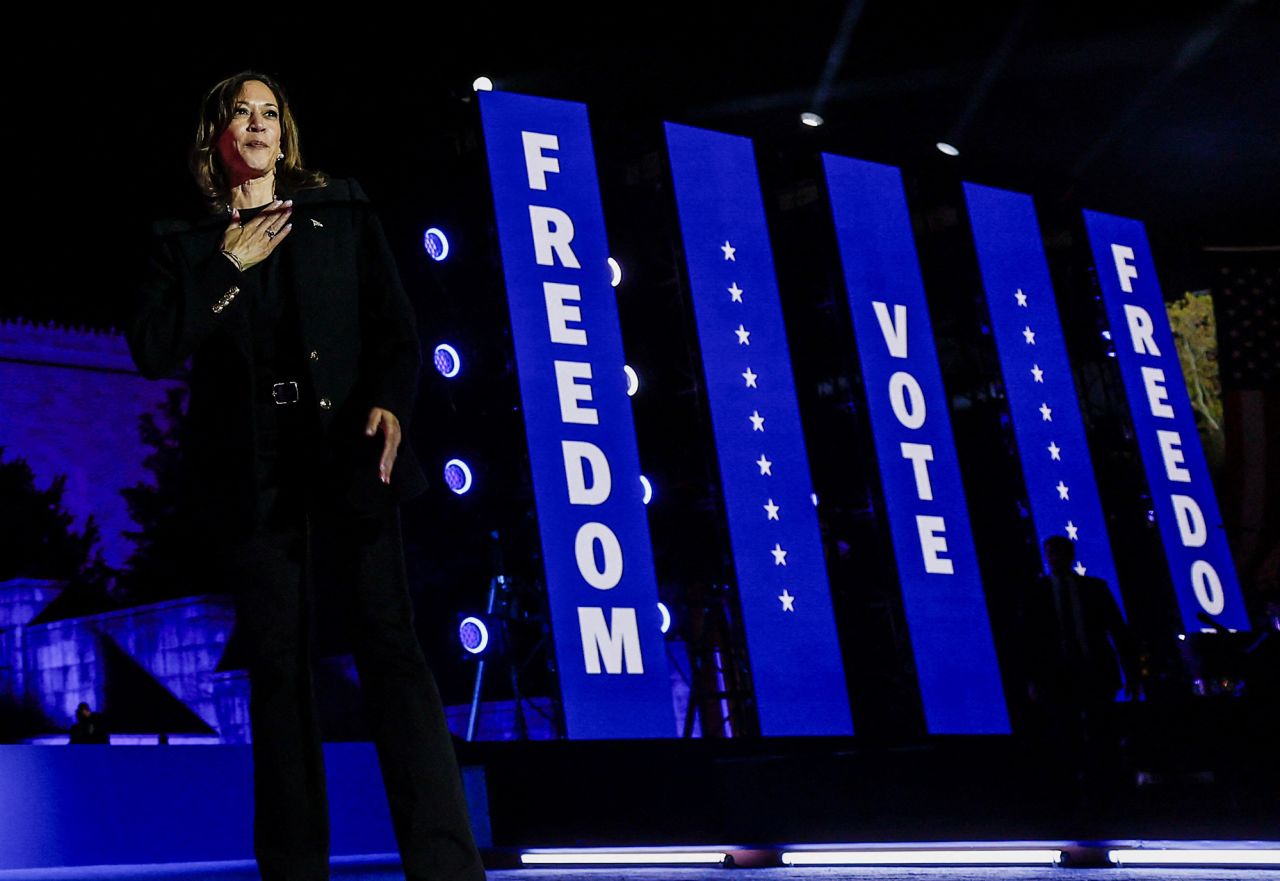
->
[665, 122, 854, 736]
[964, 183, 1123, 608]
[823, 154, 1010, 734]
[1082, 210, 1248, 632]
[479, 90, 675, 737]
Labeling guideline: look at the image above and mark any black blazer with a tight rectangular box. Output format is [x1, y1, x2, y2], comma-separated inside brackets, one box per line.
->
[127, 178, 428, 541]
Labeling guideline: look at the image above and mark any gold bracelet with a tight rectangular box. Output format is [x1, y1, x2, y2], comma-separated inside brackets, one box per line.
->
[220, 249, 243, 272]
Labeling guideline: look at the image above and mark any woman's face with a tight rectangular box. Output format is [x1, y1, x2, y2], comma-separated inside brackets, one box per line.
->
[215, 79, 282, 180]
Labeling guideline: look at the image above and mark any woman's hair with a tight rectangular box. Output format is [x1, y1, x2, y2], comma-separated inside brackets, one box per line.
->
[189, 70, 327, 211]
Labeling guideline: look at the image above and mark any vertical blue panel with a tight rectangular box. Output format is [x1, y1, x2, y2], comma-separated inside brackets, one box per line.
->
[1082, 210, 1248, 632]
[665, 122, 854, 736]
[964, 184, 1123, 608]
[479, 90, 675, 738]
[823, 154, 1010, 734]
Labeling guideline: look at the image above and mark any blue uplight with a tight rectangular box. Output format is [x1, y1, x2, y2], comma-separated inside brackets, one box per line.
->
[423, 227, 450, 261]
[444, 459, 473, 495]
[459, 616, 490, 654]
[434, 343, 461, 378]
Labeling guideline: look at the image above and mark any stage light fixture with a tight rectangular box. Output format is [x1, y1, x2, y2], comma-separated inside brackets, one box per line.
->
[444, 459, 473, 495]
[472, 76, 494, 92]
[422, 227, 450, 261]
[624, 364, 639, 396]
[1109, 848, 1280, 866]
[801, 112, 824, 127]
[782, 849, 1062, 866]
[458, 616, 490, 655]
[639, 474, 653, 505]
[936, 141, 961, 157]
[608, 257, 622, 287]
[521, 851, 729, 866]
[657, 602, 671, 634]
[433, 343, 461, 378]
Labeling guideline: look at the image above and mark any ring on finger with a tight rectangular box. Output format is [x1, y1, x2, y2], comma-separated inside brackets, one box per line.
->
[266, 227, 278, 238]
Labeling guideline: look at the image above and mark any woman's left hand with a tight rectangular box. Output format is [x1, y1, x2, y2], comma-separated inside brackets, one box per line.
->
[365, 407, 401, 484]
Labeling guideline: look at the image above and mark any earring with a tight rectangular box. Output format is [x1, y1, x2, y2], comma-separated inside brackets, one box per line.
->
[277, 152, 284, 161]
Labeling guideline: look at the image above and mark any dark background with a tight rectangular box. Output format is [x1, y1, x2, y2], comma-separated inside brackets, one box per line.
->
[11, 2, 1277, 331]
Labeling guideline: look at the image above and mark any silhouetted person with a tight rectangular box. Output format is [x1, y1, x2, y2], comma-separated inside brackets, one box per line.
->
[69, 702, 109, 744]
[1022, 536, 1139, 802]
[1030, 536, 1139, 710]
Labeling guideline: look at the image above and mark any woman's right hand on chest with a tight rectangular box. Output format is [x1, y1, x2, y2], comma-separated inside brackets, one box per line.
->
[220, 199, 293, 271]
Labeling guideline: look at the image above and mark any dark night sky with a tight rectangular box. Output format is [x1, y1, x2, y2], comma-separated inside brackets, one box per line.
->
[5, 2, 1277, 330]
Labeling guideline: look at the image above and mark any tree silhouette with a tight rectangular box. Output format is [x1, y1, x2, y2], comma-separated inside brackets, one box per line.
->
[0, 447, 97, 580]
[116, 384, 218, 604]
[0, 446, 116, 621]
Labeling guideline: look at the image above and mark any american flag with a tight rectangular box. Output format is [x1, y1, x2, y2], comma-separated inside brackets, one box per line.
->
[1212, 246, 1280, 610]
[1211, 247, 1280, 392]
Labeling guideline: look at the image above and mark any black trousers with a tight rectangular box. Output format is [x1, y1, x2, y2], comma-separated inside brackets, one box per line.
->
[221, 403, 485, 881]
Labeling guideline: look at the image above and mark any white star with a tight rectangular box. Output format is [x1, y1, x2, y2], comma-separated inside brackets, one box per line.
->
[1073, 561, 1087, 576]
[1015, 289, 1028, 307]
[1048, 441, 1061, 461]
[742, 367, 758, 388]
[1065, 521, 1079, 540]
[735, 324, 751, 345]
[770, 543, 788, 566]
[728, 282, 744, 302]
[749, 410, 765, 432]
[763, 498, 780, 520]
[1030, 364, 1044, 383]
[778, 589, 795, 612]
[756, 454, 773, 476]
[1056, 480, 1070, 500]
[1039, 402, 1053, 422]
[1022, 326, 1036, 345]
[721, 240, 736, 261]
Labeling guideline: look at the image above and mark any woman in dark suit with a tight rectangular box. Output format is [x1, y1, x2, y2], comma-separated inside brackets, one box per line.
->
[127, 71, 485, 881]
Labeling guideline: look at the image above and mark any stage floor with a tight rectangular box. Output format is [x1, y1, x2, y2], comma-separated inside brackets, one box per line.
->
[1, 864, 1278, 881]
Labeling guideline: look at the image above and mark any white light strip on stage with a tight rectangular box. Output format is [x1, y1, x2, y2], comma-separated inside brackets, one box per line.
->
[521, 851, 729, 866]
[1109, 848, 1280, 866]
[782, 849, 1063, 866]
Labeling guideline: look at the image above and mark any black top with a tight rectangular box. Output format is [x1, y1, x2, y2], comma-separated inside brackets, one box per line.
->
[237, 203, 306, 394]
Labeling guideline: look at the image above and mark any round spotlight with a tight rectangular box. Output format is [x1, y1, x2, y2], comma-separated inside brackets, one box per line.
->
[801, 112, 824, 127]
[433, 343, 461, 378]
[640, 475, 653, 506]
[624, 365, 639, 397]
[472, 76, 494, 92]
[935, 141, 960, 157]
[608, 257, 622, 287]
[459, 616, 490, 654]
[423, 227, 450, 261]
[444, 459, 474, 495]
[657, 602, 671, 635]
